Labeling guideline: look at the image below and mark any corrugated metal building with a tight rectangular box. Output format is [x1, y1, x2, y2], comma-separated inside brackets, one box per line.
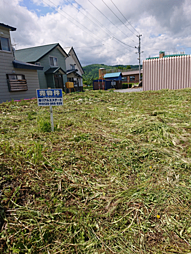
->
[143, 52, 191, 91]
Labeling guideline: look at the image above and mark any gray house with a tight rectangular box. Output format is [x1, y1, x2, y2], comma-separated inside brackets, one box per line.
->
[0, 23, 43, 103]
[15, 44, 68, 91]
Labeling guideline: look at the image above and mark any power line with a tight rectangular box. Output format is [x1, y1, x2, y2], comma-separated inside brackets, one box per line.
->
[69, 0, 136, 48]
[86, 45, 132, 55]
[110, 0, 139, 35]
[87, 0, 116, 27]
[42, 0, 102, 44]
[64, 0, 134, 46]
[67, 0, 111, 33]
[87, 0, 134, 41]
[102, 0, 137, 39]
[40, 0, 136, 65]
[43, 0, 135, 50]
[111, 37, 134, 48]
[75, 44, 104, 49]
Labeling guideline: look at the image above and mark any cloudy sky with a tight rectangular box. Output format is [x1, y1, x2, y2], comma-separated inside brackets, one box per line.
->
[1, 0, 191, 66]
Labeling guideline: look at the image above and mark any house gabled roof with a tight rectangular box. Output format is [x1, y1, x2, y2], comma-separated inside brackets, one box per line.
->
[104, 72, 122, 79]
[64, 47, 84, 75]
[66, 69, 82, 78]
[15, 43, 68, 63]
[0, 23, 16, 31]
[64, 47, 72, 54]
[45, 67, 66, 74]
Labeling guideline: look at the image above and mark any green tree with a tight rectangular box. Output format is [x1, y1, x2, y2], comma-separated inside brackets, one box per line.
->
[83, 74, 94, 86]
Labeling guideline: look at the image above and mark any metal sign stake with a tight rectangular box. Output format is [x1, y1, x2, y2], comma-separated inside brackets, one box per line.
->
[36, 89, 63, 132]
[50, 105, 54, 132]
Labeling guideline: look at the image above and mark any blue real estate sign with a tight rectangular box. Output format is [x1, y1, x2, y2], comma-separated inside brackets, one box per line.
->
[36, 89, 63, 106]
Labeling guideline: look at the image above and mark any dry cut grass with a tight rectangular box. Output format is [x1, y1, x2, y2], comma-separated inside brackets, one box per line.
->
[0, 88, 191, 253]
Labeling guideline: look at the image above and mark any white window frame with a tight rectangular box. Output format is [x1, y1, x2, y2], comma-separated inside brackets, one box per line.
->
[0, 36, 11, 52]
[49, 56, 58, 67]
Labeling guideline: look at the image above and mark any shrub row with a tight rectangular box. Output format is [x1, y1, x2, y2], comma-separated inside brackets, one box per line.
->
[122, 83, 132, 89]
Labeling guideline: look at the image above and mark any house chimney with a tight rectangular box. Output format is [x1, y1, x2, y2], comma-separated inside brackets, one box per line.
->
[99, 68, 106, 79]
[159, 51, 165, 58]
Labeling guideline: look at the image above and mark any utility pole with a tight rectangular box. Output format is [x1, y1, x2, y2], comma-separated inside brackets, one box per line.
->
[135, 35, 143, 84]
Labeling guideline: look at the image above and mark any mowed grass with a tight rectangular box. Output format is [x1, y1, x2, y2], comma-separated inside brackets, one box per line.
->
[0, 89, 191, 253]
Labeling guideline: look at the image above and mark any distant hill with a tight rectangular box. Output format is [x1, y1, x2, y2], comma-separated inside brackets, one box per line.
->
[83, 64, 142, 81]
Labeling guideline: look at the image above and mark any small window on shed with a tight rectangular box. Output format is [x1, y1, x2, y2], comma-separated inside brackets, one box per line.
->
[7, 74, 28, 92]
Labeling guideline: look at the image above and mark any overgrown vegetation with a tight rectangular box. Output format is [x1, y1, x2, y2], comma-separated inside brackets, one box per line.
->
[0, 89, 191, 253]
[122, 83, 133, 89]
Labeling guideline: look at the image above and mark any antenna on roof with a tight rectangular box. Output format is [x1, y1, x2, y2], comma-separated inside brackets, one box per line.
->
[11, 38, 17, 60]
[12, 38, 17, 49]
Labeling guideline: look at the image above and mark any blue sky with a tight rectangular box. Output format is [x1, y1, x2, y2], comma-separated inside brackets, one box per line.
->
[19, 0, 54, 16]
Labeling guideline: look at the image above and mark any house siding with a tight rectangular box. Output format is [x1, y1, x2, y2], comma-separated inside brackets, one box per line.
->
[46, 74, 55, 88]
[0, 25, 40, 103]
[143, 56, 191, 91]
[0, 66, 40, 103]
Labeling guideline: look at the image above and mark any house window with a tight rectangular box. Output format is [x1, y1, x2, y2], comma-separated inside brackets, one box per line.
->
[122, 77, 127, 82]
[130, 76, 135, 82]
[0, 37, 10, 51]
[7, 74, 28, 92]
[50, 56, 58, 67]
[70, 64, 75, 70]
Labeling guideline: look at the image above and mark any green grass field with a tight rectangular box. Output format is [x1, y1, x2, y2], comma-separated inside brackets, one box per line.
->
[0, 89, 191, 253]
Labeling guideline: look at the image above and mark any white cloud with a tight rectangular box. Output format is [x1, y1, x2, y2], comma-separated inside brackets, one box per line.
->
[0, 0, 190, 66]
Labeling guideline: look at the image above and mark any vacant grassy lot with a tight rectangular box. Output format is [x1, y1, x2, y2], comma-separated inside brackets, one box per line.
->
[0, 89, 191, 253]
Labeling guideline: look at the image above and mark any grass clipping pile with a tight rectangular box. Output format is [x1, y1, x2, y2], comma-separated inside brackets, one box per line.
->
[0, 89, 191, 253]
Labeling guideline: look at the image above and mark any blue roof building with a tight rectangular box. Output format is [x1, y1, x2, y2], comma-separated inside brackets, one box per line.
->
[104, 72, 122, 81]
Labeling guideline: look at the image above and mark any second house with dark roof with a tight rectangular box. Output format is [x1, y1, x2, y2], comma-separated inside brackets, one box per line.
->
[15, 43, 68, 91]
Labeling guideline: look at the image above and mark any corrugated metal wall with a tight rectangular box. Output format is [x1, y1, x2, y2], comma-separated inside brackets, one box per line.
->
[143, 55, 191, 91]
